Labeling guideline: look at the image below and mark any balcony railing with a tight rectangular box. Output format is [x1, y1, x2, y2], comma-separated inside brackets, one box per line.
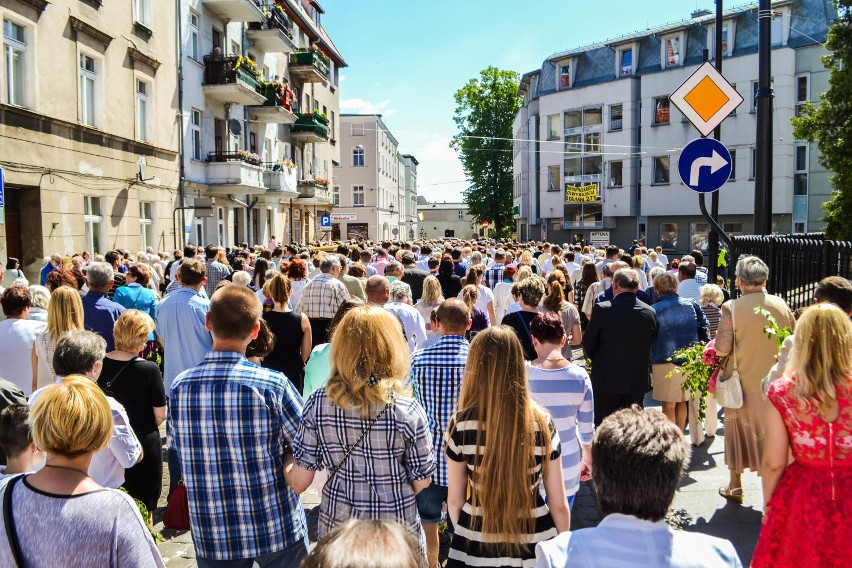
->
[207, 150, 263, 166]
[288, 50, 330, 82]
[206, 151, 265, 194]
[248, 5, 293, 38]
[290, 112, 330, 142]
[203, 55, 260, 91]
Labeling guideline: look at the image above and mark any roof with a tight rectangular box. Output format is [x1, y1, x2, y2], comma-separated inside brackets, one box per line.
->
[401, 154, 419, 166]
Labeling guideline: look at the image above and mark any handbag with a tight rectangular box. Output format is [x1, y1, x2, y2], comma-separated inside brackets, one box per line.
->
[163, 480, 190, 531]
[327, 395, 395, 483]
[716, 301, 744, 409]
[3, 475, 25, 568]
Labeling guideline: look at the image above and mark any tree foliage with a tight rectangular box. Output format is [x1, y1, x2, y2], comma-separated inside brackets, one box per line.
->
[451, 67, 522, 237]
[792, 2, 852, 239]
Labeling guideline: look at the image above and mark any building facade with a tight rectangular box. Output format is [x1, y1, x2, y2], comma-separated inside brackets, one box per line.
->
[331, 114, 417, 241]
[514, 0, 835, 251]
[1, 0, 180, 279]
[417, 198, 479, 240]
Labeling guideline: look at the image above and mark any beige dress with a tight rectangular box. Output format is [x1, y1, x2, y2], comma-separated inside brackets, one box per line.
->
[715, 292, 795, 474]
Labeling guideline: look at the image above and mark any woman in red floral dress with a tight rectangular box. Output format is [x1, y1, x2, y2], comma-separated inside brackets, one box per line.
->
[752, 303, 852, 567]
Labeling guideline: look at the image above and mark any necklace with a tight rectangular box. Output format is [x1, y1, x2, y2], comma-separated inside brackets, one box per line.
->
[541, 356, 566, 362]
[43, 464, 89, 476]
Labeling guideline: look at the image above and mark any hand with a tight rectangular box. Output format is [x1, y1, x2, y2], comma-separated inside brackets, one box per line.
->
[579, 460, 592, 482]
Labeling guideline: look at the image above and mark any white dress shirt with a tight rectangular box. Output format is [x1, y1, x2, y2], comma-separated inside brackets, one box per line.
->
[384, 302, 427, 352]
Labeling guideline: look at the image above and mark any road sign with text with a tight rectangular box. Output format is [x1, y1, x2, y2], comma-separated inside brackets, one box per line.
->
[670, 62, 744, 137]
[678, 138, 732, 193]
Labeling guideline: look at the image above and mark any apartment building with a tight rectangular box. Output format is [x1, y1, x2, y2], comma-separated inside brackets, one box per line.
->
[181, 0, 345, 248]
[331, 114, 418, 241]
[513, 0, 834, 251]
[0, 0, 179, 279]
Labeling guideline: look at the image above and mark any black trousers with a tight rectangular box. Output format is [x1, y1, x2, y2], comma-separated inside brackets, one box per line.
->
[593, 391, 646, 427]
[309, 318, 332, 348]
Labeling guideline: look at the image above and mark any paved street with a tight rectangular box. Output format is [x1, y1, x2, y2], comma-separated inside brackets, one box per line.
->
[152, 396, 763, 566]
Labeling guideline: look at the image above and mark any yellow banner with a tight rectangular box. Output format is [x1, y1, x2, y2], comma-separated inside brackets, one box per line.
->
[565, 183, 599, 203]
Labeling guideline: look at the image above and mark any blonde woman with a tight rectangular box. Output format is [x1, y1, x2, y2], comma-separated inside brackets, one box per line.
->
[286, 306, 435, 548]
[752, 304, 852, 566]
[461, 264, 496, 326]
[414, 276, 443, 336]
[32, 286, 84, 391]
[446, 327, 569, 567]
[542, 272, 582, 356]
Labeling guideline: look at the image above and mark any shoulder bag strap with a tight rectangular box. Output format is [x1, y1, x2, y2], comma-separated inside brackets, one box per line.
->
[328, 396, 395, 482]
[517, 312, 534, 342]
[730, 301, 738, 371]
[3, 475, 25, 568]
[103, 358, 138, 390]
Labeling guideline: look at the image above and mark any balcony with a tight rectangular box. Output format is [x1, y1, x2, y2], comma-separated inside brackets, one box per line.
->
[202, 0, 264, 22]
[261, 163, 300, 200]
[206, 151, 266, 195]
[287, 50, 330, 83]
[296, 179, 332, 205]
[246, 6, 296, 53]
[249, 83, 298, 124]
[290, 112, 330, 143]
[203, 55, 266, 105]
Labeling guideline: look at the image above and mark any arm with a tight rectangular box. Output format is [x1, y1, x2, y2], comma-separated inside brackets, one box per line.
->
[284, 454, 316, 494]
[760, 402, 789, 515]
[109, 407, 144, 467]
[300, 313, 312, 364]
[487, 301, 497, 328]
[543, 453, 570, 533]
[152, 406, 167, 427]
[446, 458, 467, 528]
[570, 321, 583, 347]
[714, 302, 733, 357]
[694, 301, 710, 343]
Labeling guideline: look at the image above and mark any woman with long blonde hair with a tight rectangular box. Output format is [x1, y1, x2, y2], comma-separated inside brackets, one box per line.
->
[446, 326, 569, 567]
[414, 276, 444, 336]
[31, 286, 84, 391]
[286, 306, 435, 550]
[462, 264, 496, 326]
[752, 303, 852, 566]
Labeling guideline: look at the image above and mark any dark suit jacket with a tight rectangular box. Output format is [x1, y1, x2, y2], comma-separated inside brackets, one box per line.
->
[595, 286, 652, 305]
[582, 292, 657, 395]
[402, 267, 430, 302]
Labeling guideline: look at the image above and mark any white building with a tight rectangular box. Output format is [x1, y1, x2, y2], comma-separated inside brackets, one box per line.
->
[514, 0, 834, 251]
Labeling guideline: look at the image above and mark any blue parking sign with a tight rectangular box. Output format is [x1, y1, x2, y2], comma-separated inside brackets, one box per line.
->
[320, 215, 331, 228]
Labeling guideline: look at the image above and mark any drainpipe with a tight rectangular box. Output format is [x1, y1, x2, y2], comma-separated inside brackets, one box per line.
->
[176, 0, 186, 250]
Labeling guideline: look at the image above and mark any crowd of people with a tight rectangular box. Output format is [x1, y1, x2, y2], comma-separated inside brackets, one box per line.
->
[0, 237, 849, 567]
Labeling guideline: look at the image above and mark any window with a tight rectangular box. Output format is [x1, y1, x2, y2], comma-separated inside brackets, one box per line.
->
[583, 107, 602, 126]
[729, 149, 736, 180]
[750, 147, 756, 180]
[3, 19, 26, 107]
[710, 23, 733, 57]
[351, 123, 364, 136]
[84, 196, 104, 254]
[559, 64, 571, 89]
[548, 165, 560, 191]
[610, 161, 623, 187]
[620, 48, 633, 75]
[584, 132, 600, 153]
[723, 222, 743, 236]
[564, 157, 580, 178]
[751, 79, 774, 113]
[547, 115, 559, 140]
[771, 10, 784, 46]
[582, 155, 602, 176]
[139, 201, 154, 250]
[794, 144, 808, 195]
[190, 109, 202, 160]
[457, 210, 464, 220]
[133, 0, 153, 29]
[352, 145, 365, 167]
[653, 156, 670, 184]
[690, 222, 709, 251]
[664, 36, 681, 67]
[795, 74, 809, 117]
[660, 223, 678, 249]
[330, 111, 336, 139]
[332, 186, 340, 206]
[563, 110, 581, 130]
[352, 185, 365, 207]
[610, 104, 623, 130]
[794, 222, 806, 234]
[135, 79, 149, 142]
[565, 134, 582, 154]
[653, 97, 670, 125]
[563, 203, 602, 227]
[188, 12, 199, 61]
[79, 54, 97, 127]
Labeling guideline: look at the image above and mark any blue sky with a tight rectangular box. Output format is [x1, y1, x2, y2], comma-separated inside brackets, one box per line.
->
[322, 0, 724, 202]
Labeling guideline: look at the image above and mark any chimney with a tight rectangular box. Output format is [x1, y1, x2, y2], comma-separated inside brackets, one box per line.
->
[691, 8, 712, 18]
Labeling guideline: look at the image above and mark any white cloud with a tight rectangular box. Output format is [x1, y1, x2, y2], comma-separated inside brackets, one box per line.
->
[339, 74, 347, 83]
[339, 98, 394, 115]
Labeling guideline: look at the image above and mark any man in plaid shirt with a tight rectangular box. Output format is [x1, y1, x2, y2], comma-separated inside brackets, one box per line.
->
[202, 244, 231, 297]
[483, 250, 507, 289]
[296, 255, 350, 347]
[168, 285, 308, 567]
[410, 299, 471, 568]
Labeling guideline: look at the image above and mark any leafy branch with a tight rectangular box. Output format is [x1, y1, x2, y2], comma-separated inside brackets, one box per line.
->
[668, 343, 718, 421]
[754, 306, 793, 350]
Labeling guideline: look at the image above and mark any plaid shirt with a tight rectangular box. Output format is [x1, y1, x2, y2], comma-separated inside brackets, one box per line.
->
[410, 334, 469, 487]
[167, 351, 307, 560]
[483, 263, 505, 289]
[204, 259, 231, 296]
[293, 389, 435, 540]
[296, 273, 350, 319]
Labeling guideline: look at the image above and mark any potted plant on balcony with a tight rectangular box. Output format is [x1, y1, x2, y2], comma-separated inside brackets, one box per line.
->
[256, 80, 282, 106]
[236, 149, 264, 166]
[233, 55, 260, 79]
[312, 110, 329, 125]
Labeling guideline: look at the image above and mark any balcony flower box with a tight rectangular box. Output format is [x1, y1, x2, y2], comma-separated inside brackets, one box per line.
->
[290, 112, 330, 141]
[288, 49, 330, 81]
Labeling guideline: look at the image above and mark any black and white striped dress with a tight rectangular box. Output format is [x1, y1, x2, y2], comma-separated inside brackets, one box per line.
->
[445, 408, 561, 567]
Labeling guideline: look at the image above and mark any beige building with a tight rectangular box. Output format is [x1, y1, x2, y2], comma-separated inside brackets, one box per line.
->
[418, 199, 486, 240]
[0, 0, 180, 279]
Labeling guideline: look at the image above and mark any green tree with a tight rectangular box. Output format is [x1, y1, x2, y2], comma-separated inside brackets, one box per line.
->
[451, 66, 522, 237]
[792, 1, 852, 239]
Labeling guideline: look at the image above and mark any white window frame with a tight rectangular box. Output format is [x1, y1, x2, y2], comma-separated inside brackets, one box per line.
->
[133, 0, 153, 31]
[749, 147, 757, 180]
[609, 160, 623, 187]
[709, 21, 735, 58]
[352, 185, 365, 207]
[558, 60, 572, 90]
[794, 73, 810, 117]
[332, 186, 340, 206]
[653, 96, 671, 125]
[3, 19, 28, 108]
[619, 47, 633, 76]
[609, 104, 623, 131]
[79, 51, 102, 128]
[135, 78, 150, 142]
[139, 201, 154, 250]
[190, 108, 202, 160]
[188, 11, 200, 61]
[84, 196, 104, 254]
[662, 34, 683, 68]
[547, 114, 559, 140]
[794, 143, 809, 196]
[352, 145, 365, 167]
[652, 156, 671, 185]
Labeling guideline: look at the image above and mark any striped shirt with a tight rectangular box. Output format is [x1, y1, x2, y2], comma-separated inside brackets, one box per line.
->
[295, 273, 350, 319]
[527, 364, 595, 496]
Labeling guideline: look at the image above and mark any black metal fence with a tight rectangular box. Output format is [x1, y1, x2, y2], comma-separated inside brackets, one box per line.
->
[732, 233, 852, 309]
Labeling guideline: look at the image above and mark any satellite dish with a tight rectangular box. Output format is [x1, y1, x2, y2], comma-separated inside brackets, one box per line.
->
[228, 119, 242, 136]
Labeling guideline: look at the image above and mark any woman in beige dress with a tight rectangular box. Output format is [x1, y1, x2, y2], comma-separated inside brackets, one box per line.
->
[715, 255, 795, 503]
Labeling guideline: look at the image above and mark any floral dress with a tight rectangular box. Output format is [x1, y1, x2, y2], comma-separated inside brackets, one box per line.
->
[751, 376, 852, 567]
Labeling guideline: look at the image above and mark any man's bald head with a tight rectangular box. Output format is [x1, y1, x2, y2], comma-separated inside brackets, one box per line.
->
[365, 275, 390, 306]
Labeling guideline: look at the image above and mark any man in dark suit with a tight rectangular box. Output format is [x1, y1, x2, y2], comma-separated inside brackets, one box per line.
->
[583, 268, 657, 427]
[401, 251, 430, 302]
[595, 261, 653, 305]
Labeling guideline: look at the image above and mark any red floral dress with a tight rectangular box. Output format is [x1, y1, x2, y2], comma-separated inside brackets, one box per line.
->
[751, 376, 852, 567]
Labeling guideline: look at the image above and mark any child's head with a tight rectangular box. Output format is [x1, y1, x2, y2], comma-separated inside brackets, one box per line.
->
[0, 404, 42, 473]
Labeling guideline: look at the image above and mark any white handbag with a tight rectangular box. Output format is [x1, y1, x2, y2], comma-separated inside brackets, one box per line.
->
[716, 300, 744, 409]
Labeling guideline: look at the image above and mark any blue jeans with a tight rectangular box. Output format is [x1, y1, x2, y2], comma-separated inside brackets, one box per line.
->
[197, 538, 308, 568]
[416, 483, 454, 533]
[568, 493, 575, 511]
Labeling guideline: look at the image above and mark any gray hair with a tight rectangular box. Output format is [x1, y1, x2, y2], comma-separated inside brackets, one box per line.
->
[53, 330, 106, 377]
[700, 284, 725, 307]
[85, 262, 114, 289]
[389, 281, 413, 303]
[231, 271, 251, 287]
[28, 285, 50, 310]
[736, 255, 769, 287]
[648, 266, 666, 284]
[320, 256, 341, 273]
[384, 261, 403, 277]
[612, 268, 640, 290]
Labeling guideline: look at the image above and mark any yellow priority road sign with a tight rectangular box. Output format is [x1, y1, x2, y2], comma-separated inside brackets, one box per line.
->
[670, 61, 744, 137]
